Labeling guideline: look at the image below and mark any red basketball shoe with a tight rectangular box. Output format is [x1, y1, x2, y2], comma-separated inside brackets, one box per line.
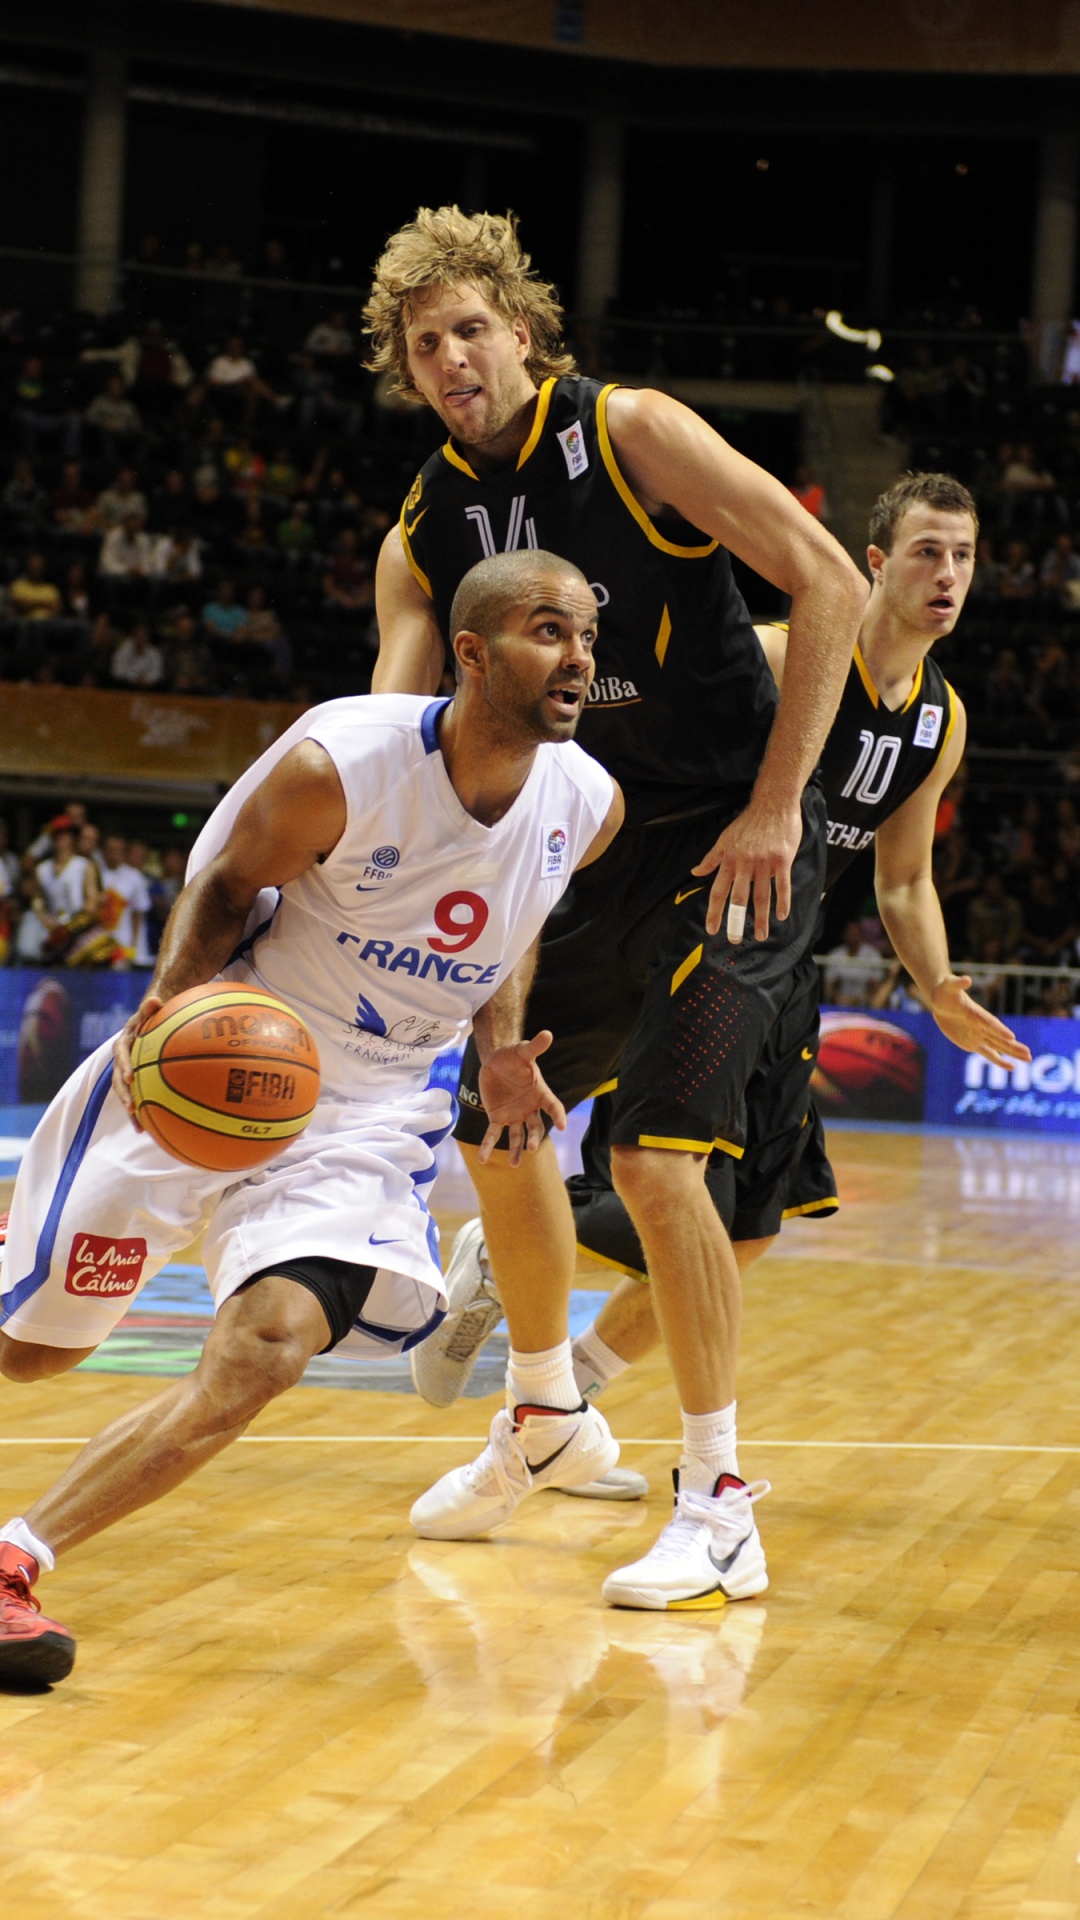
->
[0, 1544, 76, 1685]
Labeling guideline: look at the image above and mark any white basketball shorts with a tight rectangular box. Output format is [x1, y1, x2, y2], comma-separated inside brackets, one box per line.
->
[1, 1037, 451, 1357]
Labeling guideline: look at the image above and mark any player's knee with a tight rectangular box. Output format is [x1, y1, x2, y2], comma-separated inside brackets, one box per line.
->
[200, 1324, 314, 1419]
[0, 1333, 93, 1382]
[610, 1143, 702, 1213]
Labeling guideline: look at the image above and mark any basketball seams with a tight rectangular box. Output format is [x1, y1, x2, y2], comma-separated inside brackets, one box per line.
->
[131, 1058, 315, 1136]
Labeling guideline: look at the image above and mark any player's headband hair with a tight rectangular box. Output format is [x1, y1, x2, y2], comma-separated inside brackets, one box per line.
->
[869, 471, 979, 552]
[363, 206, 577, 398]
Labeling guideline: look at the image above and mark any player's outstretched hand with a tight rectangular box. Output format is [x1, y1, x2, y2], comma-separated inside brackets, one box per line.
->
[692, 794, 803, 942]
[477, 1029, 567, 1168]
[929, 975, 1032, 1069]
[112, 996, 164, 1125]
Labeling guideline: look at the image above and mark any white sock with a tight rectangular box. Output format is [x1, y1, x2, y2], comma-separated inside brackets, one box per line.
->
[680, 1404, 739, 1490]
[0, 1517, 55, 1574]
[572, 1323, 630, 1401]
[507, 1340, 582, 1416]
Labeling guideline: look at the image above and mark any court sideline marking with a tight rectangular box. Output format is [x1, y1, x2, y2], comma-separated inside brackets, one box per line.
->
[4, 1436, 1080, 1454]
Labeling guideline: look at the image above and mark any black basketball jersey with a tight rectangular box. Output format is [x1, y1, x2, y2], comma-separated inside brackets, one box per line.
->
[400, 375, 778, 826]
[821, 643, 956, 890]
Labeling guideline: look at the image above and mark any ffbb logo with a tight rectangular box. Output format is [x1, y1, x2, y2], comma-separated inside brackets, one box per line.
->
[65, 1233, 147, 1298]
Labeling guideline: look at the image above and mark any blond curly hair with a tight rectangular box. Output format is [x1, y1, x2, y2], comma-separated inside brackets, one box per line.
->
[364, 206, 576, 397]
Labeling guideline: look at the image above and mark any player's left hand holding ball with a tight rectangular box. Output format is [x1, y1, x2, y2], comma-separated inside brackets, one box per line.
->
[113, 995, 164, 1123]
[477, 1030, 567, 1168]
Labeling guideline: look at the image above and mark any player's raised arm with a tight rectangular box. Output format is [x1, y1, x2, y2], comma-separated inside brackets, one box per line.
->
[607, 387, 867, 939]
[113, 743, 347, 1114]
[373, 524, 446, 693]
[873, 699, 1030, 1070]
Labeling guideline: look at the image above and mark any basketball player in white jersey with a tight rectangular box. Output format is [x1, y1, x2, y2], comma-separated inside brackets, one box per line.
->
[0, 549, 623, 1686]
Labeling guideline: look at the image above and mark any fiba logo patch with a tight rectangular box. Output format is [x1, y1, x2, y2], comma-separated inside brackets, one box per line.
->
[541, 821, 570, 878]
[557, 422, 589, 479]
[372, 845, 400, 869]
[914, 703, 943, 749]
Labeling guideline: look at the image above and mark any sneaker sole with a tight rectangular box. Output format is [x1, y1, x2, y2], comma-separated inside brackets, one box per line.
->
[554, 1467, 649, 1501]
[0, 1631, 76, 1686]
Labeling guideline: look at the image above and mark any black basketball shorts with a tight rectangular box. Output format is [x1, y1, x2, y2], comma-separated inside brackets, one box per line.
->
[455, 783, 827, 1159]
[566, 946, 838, 1271]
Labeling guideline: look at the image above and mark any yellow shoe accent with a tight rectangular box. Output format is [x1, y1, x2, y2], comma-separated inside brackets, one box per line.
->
[667, 1589, 731, 1612]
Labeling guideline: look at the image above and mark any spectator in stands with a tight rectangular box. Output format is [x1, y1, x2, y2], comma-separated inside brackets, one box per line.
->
[83, 372, 144, 461]
[276, 498, 315, 563]
[97, 467, 149, 531]
[823, 921, 881, 1005]
[81, 322, 193, 415]
[26, 817, 100, 964]
[1039, 532, 1080, 609]
[207, 241, 241, 279]
[305, 309, 355, 358]
[99, 511, 154, 601]
[145, 846, 187, 958]
[81, 612, 122, 685]
[110, 619, 166, 689]
[51, 461, 99, 538]
[290, 353, 362, 437]
[1019, 871, 1077, 965]
[223, 434, 266, 495]
[1000, 442, 1056, 497]
[1055, 798, 1080, 870]
[264, 445, 300, 497]
[999, 539, 1036, 601]
[166, 609, 216, 694]
[151, 526, 203, 591]
[234, 495, 271, 561]
[96, 833, 151, 968]
[0, 819, 20, 896]
[62, 560, 91, 624]
[965, 870, 1024, 962]
[1027, 636, 1072, 738]
[9, 553, 62, 624]
[322, 527, 372, 616]
[206, 334, 289, 425]
[935, 824, 983, 948]
[77, 822, 102, 864]
[940, 352, 985, 431]
[243, 585, 291, 683]
[201, 577, 247, 645]
[253, 237, 292, 279]
[152, 468, 193, 527]
[12, 354, 79, 458]
[1, 458, 47, 539]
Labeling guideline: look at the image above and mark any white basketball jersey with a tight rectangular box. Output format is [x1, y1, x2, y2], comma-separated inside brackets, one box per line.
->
[188, 694, 614, 1096]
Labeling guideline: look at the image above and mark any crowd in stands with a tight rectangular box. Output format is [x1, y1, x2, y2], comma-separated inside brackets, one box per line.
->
[0, 802, 185, 971]
[0, 294, 436, 704]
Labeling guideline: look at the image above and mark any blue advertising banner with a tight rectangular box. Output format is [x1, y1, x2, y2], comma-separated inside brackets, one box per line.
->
[0, 970, 146, 1106]
[815, 1007, 1080, 1135]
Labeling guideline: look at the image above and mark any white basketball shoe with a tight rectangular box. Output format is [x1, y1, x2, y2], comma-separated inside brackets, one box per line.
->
[410, 1401, 620, 1540]
[410, 1218, 503, 1408]
[410, 1215, 649, 1501]
[601, 1468, 770, 1611]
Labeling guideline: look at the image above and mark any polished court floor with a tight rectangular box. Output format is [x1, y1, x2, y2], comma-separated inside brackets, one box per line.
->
[3, 1124, 1080, 1918]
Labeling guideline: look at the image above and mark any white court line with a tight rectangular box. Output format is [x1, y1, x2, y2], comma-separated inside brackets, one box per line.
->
[3, 1436, 1080, 1455]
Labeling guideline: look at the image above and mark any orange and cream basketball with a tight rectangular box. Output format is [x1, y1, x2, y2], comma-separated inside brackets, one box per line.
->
[130, 983, 321, 1172]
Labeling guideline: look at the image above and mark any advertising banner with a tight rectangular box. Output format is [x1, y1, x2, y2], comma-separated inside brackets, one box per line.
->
[815, 1008, 1080, 1136]
[0, 971, 146, 1105]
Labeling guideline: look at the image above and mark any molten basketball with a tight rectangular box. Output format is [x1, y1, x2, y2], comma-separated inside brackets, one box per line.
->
[130, 983, 321, 1172]
[812, 1014, 925, 1123]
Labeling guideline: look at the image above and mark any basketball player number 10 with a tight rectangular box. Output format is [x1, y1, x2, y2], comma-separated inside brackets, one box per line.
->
[429, 891, 490, 953]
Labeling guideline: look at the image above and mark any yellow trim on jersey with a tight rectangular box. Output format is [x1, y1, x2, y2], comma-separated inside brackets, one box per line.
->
[853, 642, 878, 707]
[671, 943, 703, 994]
[589, 1078, 618, 1098]
[901, 657, 925, 712]
[575, 1241, 647, 1282]
[441, 441, 480, 480]
[399, 502, 433, 599]
[941, 680, 959, 751]
[595, 385, 720, 559]
[781, 1196, 839, 1220]
[637, 1132, 745, 1159]
[711, 1135, 744, 1160]
[655, 604, 672, 666]
[516, 378, 555, 470]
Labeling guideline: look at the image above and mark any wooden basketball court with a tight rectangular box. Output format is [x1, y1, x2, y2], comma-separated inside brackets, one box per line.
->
[3, 1123, 1080, 1918]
